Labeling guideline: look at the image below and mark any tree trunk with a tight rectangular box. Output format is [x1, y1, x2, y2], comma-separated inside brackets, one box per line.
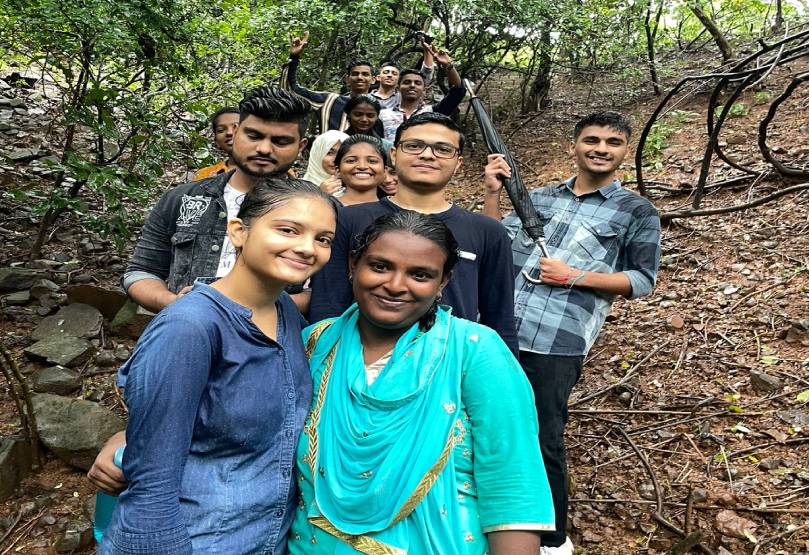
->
[315, 29, 339, 90]
[772, 0, 784, 33]
[645, 0, 664, 95]
[524, 27, 553, 113]
[689, 2, 733, 60]
[30, 40, 92, 260]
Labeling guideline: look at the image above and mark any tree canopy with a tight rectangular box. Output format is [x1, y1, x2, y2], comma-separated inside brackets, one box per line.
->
[0, 0, 802, 255]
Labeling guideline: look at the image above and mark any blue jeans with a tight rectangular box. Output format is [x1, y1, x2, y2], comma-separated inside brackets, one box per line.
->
[520, 352, 583, 548]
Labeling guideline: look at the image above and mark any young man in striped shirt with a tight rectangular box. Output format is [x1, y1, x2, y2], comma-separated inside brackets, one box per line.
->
[483, 112, 662, 554]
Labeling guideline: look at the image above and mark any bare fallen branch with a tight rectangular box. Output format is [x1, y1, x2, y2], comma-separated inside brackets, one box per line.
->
[660, 182, 809, 221]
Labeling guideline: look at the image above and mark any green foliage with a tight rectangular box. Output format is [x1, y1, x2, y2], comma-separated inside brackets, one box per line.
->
[0, 0, 800, 254]
[753, 90, 772, 105]
[643, 110, 697, 164]
[715, 101, 749, 118]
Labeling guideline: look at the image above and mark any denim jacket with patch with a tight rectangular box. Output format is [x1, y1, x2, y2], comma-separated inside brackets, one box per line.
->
[123, 172, 232, 294]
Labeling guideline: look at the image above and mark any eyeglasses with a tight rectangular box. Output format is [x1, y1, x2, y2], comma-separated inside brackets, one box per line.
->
[397, 139, 460, 159]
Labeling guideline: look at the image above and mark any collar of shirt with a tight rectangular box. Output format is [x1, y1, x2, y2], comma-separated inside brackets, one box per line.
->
[557, 176, 622, 199]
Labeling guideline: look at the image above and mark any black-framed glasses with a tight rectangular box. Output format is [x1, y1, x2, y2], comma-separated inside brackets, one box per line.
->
[397, 139, 460, 159]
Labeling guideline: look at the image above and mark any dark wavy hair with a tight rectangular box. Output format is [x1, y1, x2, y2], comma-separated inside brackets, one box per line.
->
[573, 111, 632, 141]
[398, 68, 427, 84]
[238, 85, 311, 136]
[334, 134, 389, 167]
[237, 177, 338, 226]
[346, 59, 375, 75]
[393, 112, 465, 154]
[350, 211, 458, 330]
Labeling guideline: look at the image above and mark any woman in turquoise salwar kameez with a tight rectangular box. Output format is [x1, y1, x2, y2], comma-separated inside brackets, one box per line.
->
[289, 211, 555, 555]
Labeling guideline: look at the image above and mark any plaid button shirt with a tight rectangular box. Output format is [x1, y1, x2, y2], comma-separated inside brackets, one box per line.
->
[502, 177, 661, 356]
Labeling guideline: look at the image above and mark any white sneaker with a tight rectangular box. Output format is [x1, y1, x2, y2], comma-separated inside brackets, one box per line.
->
[540, 537, 574, 555]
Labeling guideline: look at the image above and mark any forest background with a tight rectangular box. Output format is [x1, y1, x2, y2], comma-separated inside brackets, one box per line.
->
[0, 0, 805, 251]
[0, 1, 808, 554]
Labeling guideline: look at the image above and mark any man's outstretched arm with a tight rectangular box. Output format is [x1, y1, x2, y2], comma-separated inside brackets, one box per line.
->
[280, 32, 330, 106]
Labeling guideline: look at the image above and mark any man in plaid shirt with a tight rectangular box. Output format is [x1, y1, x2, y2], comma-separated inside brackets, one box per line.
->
[483, 112, 661, 554]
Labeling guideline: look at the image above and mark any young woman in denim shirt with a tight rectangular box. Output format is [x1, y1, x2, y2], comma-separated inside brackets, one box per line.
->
[96, 178, 337, 554]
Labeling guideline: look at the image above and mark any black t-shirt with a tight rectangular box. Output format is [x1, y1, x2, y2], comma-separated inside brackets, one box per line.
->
[308, 198, 518, 353]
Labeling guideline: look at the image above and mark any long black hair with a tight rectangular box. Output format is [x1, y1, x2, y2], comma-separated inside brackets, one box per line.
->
[350, 211, 459, 330]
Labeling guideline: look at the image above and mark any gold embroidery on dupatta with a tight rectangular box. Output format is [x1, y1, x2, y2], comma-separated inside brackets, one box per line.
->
[390, 418, 466, 525]
[309, 517, 406, 555]
[303, 320, 335, 474]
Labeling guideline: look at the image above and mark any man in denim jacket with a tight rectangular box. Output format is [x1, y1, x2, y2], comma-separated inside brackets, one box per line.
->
[123, 86, 310, 312]
[483, 112, 661, 555]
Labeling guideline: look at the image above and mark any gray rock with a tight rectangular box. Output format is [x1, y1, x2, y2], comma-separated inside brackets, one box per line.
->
[759, 457, 782, 470]
[114, 344, 130, 362]
[0, 97, 24, 108]
[750, 370, 782, 393]
[638, 481, 657, 501]
[37, 292, 65, 310]
[51, 252, 73, 263]
[54, 518, 93, 552]
[691, 488, 709, 502]
[71, 273, 93, 284]
[57, 261, 81, 273]
[66, 284, 127, 320]
[785, 319, 809, 346]
[719, 467, 739, 481]
[24, 335, 93, 367]
[2, 290, 30, 305]
[8, 147, 38, 162]
[94, 350, 118, 367]
[31, 393, 125, 470]
[778, 410, 809, 427]
[31, 366, 81, 395]
[0, 437, 32, 501]
[29, 278, 59, 298]
[111, 300, 154, 339]
[0, 267, 47, 292]
[27, 259, 62, 271]
[36, 306, 54, 316]
[37, 155, 60, 166]
[32, 303, 103, 341]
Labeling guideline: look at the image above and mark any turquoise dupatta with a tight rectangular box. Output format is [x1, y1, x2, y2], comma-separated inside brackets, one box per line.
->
[303, 305, 468, 553]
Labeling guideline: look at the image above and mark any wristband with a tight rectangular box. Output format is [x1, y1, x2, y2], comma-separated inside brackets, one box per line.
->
[566, 271, 585, 288]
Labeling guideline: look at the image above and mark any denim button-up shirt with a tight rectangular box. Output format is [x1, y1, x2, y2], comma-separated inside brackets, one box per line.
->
[101, 284, 312, 554]
[503, 178, 661, 356]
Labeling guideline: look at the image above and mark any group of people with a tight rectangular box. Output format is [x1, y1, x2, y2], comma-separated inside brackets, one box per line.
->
[86, 35, 662, 555]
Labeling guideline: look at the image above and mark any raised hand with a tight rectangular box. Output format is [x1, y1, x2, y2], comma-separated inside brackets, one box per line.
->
[289, 31, 310, 57]
[427, 43, 453, 67]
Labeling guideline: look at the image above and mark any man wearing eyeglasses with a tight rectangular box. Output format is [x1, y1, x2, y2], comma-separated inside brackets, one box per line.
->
[308, 112, 518, 354]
